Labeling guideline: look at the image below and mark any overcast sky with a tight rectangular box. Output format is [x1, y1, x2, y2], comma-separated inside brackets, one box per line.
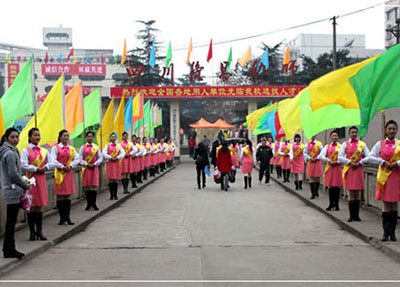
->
[1, 0, 387, 80]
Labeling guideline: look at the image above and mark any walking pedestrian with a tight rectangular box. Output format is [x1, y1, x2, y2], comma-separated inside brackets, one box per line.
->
[79, 131, 103, 211]
[290, 134, 305, 190]
[103, 132, 125, 200]
[194, 142, 210, 189]
[256, 138, 273, 185]
[319, 130, 343, 211]
[51, 130, 80, 225]
[21, 128, 56, 240]
[217, 141, 232, 191]
[339, 126, 369, 222]
[210, 140, 220, 168]
[0, 128, 30, 259]
[279, 139, 291, 183]
[267, 137, 274, 174]
[304, 136, 323, 199]
[273, 141, 282, 178]
[368, 120, 399, 241]
[240, 139, 256, 189]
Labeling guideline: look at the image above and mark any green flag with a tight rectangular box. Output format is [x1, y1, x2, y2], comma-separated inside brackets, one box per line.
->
[143, 101, 150, 136]
[227, 47, 232, 70]
[149, 102, 154, 137]
[159, 108, 162, 126]
[113, 55, 118, 64]
[1, 58, 34, 129]
[165, 41, 172, 68]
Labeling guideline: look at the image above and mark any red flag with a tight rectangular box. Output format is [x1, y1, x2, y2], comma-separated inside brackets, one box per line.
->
[207, 39, 213, 62]
[66, 48, 74, 62]
[275, 111, 286, 140]
[45, 52, 48, 63]
[101, 53, 104, 64]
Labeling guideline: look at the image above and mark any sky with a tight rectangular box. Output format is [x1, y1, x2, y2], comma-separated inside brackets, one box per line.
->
[0, 0, 388, 81]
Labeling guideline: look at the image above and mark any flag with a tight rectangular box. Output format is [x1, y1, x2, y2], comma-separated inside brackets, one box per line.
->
[158, 108, 162, 126]
[260, 108, 278, 139]
[65, 82, 84, 138]
[45, 52, 48, 63]
[207, 39, 213, 62]
[66, 48, 74, 62]
[70, 89, 101, 139]
[226, 47, 232, 70]
[149, 102, 154, 137]
[149, 41, 156, 68]
[186, 38, 193, 65]
[277, 94, 302, 139]
[114, 55, 118, 64]
[283, 46, 290, 65]
[165, 41, 172, 68]
[86, 52, 91, 64]
[143, 101, 150, 136]
[73, 51, 77, 64]
[238, 46, 251, 67]
[1, 58, 35, 129]
[97, 99, 114, 150]
[153, 104, 158, 126]
[0, 101, 5, 138]
[57, 51, 62, 63]
[5, 54, 9, 64]
[121, 39, 127, 65]
[349, 44, 400, 136]
[17, 75, 64, 151]
[132, 92, 144, 122]
[101, 53, 104, 64]
[275, 111, 286, 140]
[114, 96, 125, 140]
[124, 94, 133, 132]
[259, 48, 269, 73]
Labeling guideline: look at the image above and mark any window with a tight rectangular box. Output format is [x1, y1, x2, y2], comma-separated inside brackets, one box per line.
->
[387, 10, 393, 21]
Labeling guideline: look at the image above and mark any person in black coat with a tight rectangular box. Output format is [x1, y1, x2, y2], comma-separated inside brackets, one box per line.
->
[194, 142, 210, 189]
[210, 140, 220, 168]
[256, 138, 274, 185]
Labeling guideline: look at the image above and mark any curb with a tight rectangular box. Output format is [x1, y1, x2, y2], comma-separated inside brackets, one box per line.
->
[0, 164, 178, 277]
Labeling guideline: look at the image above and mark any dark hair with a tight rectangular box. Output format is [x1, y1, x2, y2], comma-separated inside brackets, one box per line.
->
[142, 137, 147, 140]
[122, 132, 128, 136]
[131, 134, 137, 139]
[85, 131, 95, 137]
[57, 129, 69, 144]
[330, 129, 339, 136]
[246, 139, 253, 151]
[385, 120, 398, 129]
[109, 132, 116, 140]
[28, 128, 40, 143]
[221, 141, 229, 152]
[1, 128, 19, 146]
[294, 134, 301, 140]
[349, 126, 358, 133]
[198, 142, 206, 150]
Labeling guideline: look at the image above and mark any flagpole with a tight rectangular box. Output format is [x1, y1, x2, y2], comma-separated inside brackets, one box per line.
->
[62, 73, 66, 129]
[99, 90, 103, 149]
[81, 81, 86, 139]
[31, 55, 37, 128]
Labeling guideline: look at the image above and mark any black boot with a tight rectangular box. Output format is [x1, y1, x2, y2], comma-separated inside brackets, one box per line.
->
[27, 212, 36, 241]
[137, 171, 142, 184]
[35, 212, 47, 241]
[131, 174, 138, 188]
[354, 200, 361, 221]
[315, 182, 320, 198]
[348, 201, 355, 222]
[270, 165, 273, 174]
[244, 176, 248, 189]
[299, 180, 303, 190]
[248, 177, 252, 188]
[295, 181, 299, 190]
[113, 183, 119, 200]
[65, 200, 74, 225]
[390, 211, 398, 242]
[286, 170, 290, 182]
[143, 169, 148, 180]
[326, 188, 334, 211]
[334, 188, 340, 210]
[382, 212, 391, 242]
[57, 201, 66, 225]
[108, 183, 113, 200]
[122, 178, 130, 194]
[85, 191, 90, 210]
[310, 183, 316, 199]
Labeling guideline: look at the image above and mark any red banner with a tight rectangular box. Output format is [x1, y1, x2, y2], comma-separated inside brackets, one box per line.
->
[41, 64, 106, 76]
[110, 85, 307, 99]
[8, 63, 20, 87]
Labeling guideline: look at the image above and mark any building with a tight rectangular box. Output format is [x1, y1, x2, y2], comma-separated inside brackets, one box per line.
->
[385, 0, 400, 48]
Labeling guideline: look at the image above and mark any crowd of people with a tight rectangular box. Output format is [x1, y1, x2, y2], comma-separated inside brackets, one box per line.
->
[0, 127, 175, 259]
[193, 120, 400, 244]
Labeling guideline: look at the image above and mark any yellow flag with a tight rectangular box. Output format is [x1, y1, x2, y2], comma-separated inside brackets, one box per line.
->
[65, 82, 84, 137]
[278, 94, 302, 139]
[121, 39, 127, 65]
[238, 46, 251, 67]
[283, 46, 290, 65]
[97, 99, 114, 150]
[114, 96, 125, 140]
[249, 104, 277, 130]
[0, 101, 5, 138]
[309, 55, 379, 111]
[73, 51, 77, 64]
[18, 75, 64, 151]
[186, 38, 193, 65]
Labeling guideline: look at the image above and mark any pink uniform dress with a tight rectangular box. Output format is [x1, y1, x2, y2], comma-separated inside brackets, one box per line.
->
[105, 143, 122, 180]
[375, 140, 400, 202]
[341, 140, 366, 190]
[280, 143, 291, 170]
[132, 143, 141, 173]
[306, 141, 323, 177]
[267, 143, 274, 164]
[151, 144, 158, 166]
[273, 142, 281, 166]
[230, 145, 239, 167]
[53, 145, 77, 195]
[241, 146, 255, 174]
[144, 143, 151, 168]
[167, 144, 174, 161]
[324, 143, 343, 187]
[120, 141, 133, 174]
[81, 144, 100, 187]
[25, 147, 49, 206]
[159, 143, 168, 163]
[291, 143, 305, 174]
[140, 144, 146, 171]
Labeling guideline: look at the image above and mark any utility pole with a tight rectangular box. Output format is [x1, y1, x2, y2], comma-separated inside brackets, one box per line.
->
[331, 16, 337, 70]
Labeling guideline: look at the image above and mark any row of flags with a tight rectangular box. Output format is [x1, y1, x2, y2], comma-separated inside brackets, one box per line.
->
[0, 57, 162, 150]
[245, 43, 400, 140]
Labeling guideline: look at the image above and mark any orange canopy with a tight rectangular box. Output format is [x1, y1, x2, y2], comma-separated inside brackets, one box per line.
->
[211, 119, 236, 129]
[189, 118, 214, 128]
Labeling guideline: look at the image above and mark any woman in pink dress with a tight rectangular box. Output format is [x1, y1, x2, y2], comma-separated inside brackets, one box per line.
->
[51, 130, 80, 225]
[102, 132, 125, 200]
[230, 143, 240, 168]
[368, 120, 399, 241]
[303, 136, 323, 200]
[279, 139, 291, 183]
[267, 137, 274, 175]
[79, 131, 103, 211]
[120, 132, 137, 194]
[21, 128, 55, 240]
[289, 134, 305, 190]
[273, 141, 282, 178]
[339, 126, 369, 222]
[136, 137, 146, 183]
[166, 138, 176, 168]
[130, 135, 143, 187]
[240, 139, 256, 189]
[142, 137, 151, 180]
[159, 138, 168, 172]
[319, 130, 343, 211]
